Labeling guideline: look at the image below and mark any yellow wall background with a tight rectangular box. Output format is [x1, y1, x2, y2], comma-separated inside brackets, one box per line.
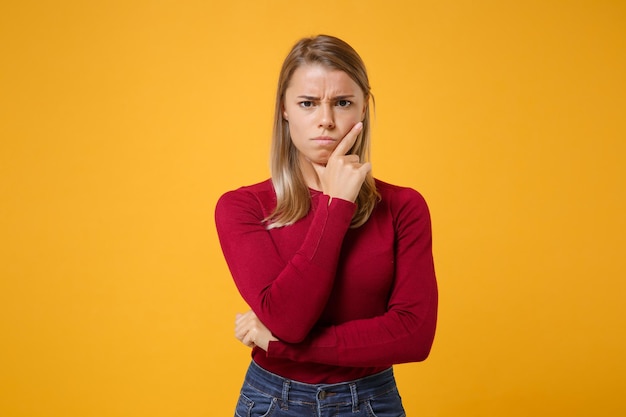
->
[1, 1, 624, 416]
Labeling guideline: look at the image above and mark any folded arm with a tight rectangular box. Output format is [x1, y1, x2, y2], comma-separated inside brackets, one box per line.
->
[215, 188, 355, 343]
[265, 188, 438, 366]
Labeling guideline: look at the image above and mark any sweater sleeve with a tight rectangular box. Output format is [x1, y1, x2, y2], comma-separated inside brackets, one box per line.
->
[215, 188, 356, 343]
[266, 189, 438, 366]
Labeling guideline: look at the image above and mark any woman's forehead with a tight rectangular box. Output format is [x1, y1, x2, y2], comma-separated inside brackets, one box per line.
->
[286, 64, 362, 97]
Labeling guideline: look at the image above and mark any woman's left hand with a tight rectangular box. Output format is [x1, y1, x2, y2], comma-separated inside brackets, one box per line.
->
[235, 310, 278, 351]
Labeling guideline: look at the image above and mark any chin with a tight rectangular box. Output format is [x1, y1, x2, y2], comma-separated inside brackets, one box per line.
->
[302, 152, 330, 166]
[312, 156, 330, 166]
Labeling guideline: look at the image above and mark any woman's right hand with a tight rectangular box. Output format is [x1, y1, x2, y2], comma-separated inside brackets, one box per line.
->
[312, 122, 371, 203]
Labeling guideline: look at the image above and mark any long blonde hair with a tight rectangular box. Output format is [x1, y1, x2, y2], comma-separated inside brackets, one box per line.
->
[267, 34, 379, 229]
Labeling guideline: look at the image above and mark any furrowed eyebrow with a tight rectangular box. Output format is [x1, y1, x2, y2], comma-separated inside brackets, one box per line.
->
[296, 95, 356, 100]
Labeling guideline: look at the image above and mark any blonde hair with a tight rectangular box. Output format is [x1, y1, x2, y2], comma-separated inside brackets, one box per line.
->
[267, 34, 379, 229]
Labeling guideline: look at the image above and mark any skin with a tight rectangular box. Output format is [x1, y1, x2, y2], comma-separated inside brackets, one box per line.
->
[283, 64, 371, 202]
[234, 64, 372, 351]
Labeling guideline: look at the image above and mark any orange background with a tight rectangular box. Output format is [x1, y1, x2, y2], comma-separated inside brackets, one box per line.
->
[1, 1, 625, 416]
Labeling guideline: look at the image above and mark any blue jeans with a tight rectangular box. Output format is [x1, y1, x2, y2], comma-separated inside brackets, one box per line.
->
[234, 361, 406, 417]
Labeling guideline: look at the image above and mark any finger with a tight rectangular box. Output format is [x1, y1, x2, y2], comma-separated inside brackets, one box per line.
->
[242, 329, 256, 347]
[240, 333, 254, 348]
[234, 321, 248, 340]
[235, 317, 250, 339]
[236, 325, 255, 346]
[332, 122, 363, 157]
[235, 327, 245, 341]
[235, 310, 253, 324]
[359, 161, 372, 175]
[235, 314, 247, 327]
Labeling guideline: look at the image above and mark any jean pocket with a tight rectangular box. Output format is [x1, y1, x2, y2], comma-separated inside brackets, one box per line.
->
[234, 389, 278, 417]
[364, 387, 406, 417]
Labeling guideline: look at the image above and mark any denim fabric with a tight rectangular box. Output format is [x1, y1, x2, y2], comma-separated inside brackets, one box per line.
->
[234, 361, 406, 417]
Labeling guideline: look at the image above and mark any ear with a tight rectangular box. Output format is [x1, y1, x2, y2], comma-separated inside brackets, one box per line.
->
[282, 103, 288, 121]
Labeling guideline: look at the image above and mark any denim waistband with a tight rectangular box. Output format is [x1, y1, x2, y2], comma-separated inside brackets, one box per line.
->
[244, 360, 397, 406]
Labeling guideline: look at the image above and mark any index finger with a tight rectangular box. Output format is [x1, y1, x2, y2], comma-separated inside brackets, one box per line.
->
[332, 122, 363, 157]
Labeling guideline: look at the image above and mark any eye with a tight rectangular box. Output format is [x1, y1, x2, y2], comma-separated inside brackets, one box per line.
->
[299, 101, 314, 108]
[337, 99, 352, 107]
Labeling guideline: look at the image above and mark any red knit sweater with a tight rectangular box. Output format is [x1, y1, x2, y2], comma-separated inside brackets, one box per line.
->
[215, 179, 437, 384]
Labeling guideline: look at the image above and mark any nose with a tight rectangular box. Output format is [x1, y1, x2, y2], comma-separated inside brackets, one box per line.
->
[318, 103, 335, 129]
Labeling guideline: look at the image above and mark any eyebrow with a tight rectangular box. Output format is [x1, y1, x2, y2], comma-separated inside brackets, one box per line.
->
[296, 95, 356, 100]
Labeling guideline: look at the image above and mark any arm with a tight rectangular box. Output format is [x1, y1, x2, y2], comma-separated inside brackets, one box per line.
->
[216, 123, 369, 344]
[215, 189, 355, 343]
[265, 189, 438, 366]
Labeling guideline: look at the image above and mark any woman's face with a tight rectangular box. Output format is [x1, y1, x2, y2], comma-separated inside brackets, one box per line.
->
[282, 64, 366, 167]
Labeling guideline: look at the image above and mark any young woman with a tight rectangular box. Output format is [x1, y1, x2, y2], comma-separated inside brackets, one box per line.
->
[215, 34, 438, 417]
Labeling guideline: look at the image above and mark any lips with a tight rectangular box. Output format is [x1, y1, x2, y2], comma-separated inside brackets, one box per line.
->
[312, 136, 337, 146]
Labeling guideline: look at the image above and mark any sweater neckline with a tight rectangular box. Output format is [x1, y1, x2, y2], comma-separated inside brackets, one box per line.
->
[308, 187, 322, 196]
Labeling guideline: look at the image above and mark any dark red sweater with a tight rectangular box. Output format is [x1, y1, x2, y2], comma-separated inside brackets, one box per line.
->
[215, 179, 437, 383]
